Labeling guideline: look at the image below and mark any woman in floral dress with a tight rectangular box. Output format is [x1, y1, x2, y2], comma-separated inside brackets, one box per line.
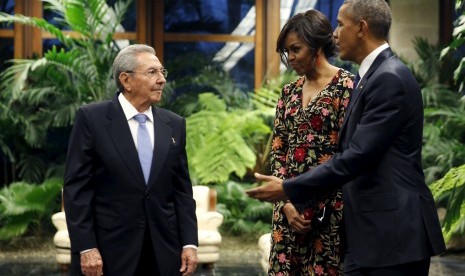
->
[267, 10, 354, 276]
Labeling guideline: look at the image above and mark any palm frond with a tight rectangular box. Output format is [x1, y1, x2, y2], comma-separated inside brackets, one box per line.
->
[0, 178, 62, 240]
[17, 154, 46, 182]
[0, 12, 71, 46]
[51, 102, 81, 127]
[0, 213, 36, 241]
[0, 59, 45, 100]
[422, 83, 460, 108]
[215, 181, 272, 236]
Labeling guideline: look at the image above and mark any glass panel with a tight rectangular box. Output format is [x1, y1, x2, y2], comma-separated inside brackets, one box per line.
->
[107, 0, 136, 32]
[314, 0, 344, 29]
[0, 38, 14, 71]
[164, 41, 254, 96]
[0, 0, 14, 29]
[43, 39, 64, 54]
[280, 0, 351, 72]
[43, 4, 70, 30]
[280, 0, 343, 30]
[164, 0, 255, 35]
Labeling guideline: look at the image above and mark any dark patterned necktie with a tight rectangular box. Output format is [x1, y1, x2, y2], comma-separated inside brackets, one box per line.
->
[354, 72, 361, 89]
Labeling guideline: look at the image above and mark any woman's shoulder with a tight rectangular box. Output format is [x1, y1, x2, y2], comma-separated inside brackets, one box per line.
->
[283, 75, 305, 91]
[337, 68, 355, 79]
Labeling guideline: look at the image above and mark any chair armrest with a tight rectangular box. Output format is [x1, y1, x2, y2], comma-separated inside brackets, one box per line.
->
[196, 211, 224, 231]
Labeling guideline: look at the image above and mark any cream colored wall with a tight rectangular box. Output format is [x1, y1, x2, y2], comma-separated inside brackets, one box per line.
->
[389, 0, 439, 61]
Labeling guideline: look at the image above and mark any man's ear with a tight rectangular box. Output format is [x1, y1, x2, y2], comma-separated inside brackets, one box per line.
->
[119, 72, 131, 92]
[358, 19, 368, 38]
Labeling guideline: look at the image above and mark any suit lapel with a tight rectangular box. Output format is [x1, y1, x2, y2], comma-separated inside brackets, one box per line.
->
[105, 94, 146, 189]
[147, 106, 172, 189]
[339, 48, 395, 138]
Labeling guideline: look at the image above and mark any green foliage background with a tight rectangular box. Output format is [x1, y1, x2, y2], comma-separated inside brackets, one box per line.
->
[0, 0, 464, 245]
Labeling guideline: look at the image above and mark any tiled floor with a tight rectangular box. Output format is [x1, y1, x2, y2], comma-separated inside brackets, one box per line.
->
[0, 256, 464, 275]
[0, 248, 464, 275]
[430, 254, 465, 276]
[193, 252, 465, 276]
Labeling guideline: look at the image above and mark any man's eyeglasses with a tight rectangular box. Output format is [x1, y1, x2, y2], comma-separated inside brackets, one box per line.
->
[126, 68, 168, 79]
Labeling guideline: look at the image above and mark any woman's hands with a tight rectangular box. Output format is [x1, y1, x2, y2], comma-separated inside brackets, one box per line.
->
[282, 202, 312, 234]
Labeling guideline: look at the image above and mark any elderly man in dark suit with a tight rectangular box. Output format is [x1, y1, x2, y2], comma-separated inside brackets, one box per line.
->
[64, 44, 198, 276]
[246, 1, 446, 275]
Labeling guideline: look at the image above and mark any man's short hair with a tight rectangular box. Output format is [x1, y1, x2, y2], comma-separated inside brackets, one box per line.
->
[113, 44, 156, 91]
[343, 0, 391, 41]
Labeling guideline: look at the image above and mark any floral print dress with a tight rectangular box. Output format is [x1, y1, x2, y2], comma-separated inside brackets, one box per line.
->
[268, 69, 353, 276]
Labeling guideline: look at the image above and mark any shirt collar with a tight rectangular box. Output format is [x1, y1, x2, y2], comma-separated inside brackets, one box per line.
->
[118, 93, 153, 122]
[358, 43, 389, 79]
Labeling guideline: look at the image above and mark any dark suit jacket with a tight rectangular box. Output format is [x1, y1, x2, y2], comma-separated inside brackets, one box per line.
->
[283, 48, 446, 267]
[63, 93, 198, 275]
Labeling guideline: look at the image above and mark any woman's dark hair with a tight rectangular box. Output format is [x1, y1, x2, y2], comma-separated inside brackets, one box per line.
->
[276, 10, 337, 65]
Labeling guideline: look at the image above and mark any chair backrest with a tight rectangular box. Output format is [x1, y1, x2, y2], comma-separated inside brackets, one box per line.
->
[192, 185, 217, 213]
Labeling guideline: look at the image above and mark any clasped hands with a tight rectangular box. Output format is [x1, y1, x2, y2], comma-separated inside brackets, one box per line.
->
[246, 173, 311, 234]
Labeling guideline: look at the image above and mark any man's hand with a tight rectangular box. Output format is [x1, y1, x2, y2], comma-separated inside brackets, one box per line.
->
[245, 173, 288, 203]
[80, 248, 103, 276]
[282, 202, 312, 234]
[179, 247, 198, 276]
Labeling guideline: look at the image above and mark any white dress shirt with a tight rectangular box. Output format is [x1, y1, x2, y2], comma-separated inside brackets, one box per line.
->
[358, 43, 389, 80]
[118, 93, 154, 149]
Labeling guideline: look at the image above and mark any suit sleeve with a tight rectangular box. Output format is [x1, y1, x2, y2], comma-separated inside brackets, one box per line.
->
[63, 107, 98, 253]
[173, 118, 198, 247]
[284, 69, 409, 203]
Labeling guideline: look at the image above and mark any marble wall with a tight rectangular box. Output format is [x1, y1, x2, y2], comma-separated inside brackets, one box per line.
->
[389, 0, 440, 61]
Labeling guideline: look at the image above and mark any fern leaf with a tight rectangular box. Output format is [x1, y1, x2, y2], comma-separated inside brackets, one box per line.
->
[430, 164, 465, 242]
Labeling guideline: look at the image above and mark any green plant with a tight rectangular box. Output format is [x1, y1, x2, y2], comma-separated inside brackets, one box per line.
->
[441, 0, 465, 92]
[0, 0, 132, 183]
[185, 71, 299, 185]
[250, 69, 298, 174]
[422, 85, 465, 184]
[429, 164, 465, 243]
[416, 1, 465, 245]
[216, 181, 272, 236]
[0, 177, 62, 240]
[186, 92, 271, 185]
[405, 36, 465, 184]
[185, 73, 302, 237]
[160, 53, 250, 117]
[410, 37, 451, 87]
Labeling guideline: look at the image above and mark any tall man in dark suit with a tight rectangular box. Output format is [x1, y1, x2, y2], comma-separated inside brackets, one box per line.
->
[246, 0, 446, 275]
[64, 44, 198, 276]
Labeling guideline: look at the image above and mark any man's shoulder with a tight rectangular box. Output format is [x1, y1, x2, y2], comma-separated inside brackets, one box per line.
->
[381, 56, 415, 78]
[80, 99, 113, 111]
[371, 56, 420, 92]
[154, 106, 184, 122]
